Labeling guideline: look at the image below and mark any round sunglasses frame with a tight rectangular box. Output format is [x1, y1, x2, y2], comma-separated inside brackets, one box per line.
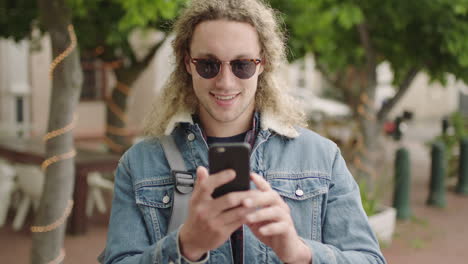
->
[190, 57, 262, 79]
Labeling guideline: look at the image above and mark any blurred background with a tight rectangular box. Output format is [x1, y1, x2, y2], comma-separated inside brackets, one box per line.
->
[1, 0, 468, 263]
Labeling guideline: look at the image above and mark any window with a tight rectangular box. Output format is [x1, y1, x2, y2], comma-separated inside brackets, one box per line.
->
[15, 96, 24, 123]
[80, 58, 108, 101]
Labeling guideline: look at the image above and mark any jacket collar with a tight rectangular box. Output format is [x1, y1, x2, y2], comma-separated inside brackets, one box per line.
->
[164, 109, 299, 138]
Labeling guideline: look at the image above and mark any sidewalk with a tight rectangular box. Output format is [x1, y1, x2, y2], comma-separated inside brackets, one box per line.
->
[0, 211, 109, 264]
[382, 120, 468, 263]
[383, 189, 468, 263]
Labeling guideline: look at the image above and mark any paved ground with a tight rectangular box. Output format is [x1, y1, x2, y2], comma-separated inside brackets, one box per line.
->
[382, 120, 468, 263]
[0, 209, 109, 264]
[1, 120, 468, 263]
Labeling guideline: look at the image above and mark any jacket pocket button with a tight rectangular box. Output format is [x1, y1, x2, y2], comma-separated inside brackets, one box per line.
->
[162, 195, 170, 204]
[295, 189, 304, 197]
[187, 133, 195, 141]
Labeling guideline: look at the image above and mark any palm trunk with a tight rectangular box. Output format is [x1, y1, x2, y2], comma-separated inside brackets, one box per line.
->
[32, 0, 82, 263]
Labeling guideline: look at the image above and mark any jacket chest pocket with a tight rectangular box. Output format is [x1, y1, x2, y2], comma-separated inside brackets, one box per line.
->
[135, 178, 174, 242]
[267, 172, 329, 242]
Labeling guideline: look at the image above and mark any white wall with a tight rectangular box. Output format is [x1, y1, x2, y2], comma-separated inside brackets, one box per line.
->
[388, 73, 459, 121]
[125, 32, 174, 134]
[0, 39, 31, 136]
[376, 61, 459, 121]
[29, 35, 51, 137]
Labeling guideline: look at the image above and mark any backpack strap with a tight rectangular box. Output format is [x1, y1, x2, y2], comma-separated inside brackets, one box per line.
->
[160, 135, 194, 233]
[97, 136, 193, 264]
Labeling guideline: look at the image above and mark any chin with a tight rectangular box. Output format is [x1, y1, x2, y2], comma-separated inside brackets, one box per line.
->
[213, 113, 240, 123]
[209, 109, 244, 122]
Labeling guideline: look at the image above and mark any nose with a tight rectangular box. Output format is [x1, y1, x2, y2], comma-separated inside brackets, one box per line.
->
[215, 62, 236, 89]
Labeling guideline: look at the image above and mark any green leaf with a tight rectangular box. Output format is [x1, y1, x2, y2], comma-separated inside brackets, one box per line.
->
[337, 4, 364, 29]
[454, 4, 467, 15]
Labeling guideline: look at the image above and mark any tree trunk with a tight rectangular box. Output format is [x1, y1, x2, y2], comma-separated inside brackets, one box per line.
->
[104, 35, 168, 154]
[350, 23, 382, 188]
[355, 69, 380, 186]
[32, 0, 82, 263]
[104, 68, 141, 154]
[351, 68, 418, 191]
[337, 66, 382, 189]
[356, 108, 384, 189]
[317, 57, 419, 192]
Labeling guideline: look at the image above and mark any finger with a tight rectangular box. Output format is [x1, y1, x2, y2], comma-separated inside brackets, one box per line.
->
[246, 206, 284, 224]
[246, 221, 272, 236]
[258, 221, 290, 236]
[195, 166, 209, 186]
[250, 173, 272, 192]
[207, 208, 251, 237]
[217, 206, 256, 226]
[195, 167, 235, 198]
[242, 189, 280, 209]
[223, 218, 247, 235]
[191, 166, 210, 202]
[196, 190, 258, 220]
[206, 169, 237, 191]
[211, 190, 255, 212]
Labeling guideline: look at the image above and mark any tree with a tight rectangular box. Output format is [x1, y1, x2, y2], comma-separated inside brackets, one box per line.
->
[269, 0, 468, 183]
[1, 0, 187, 154]
[0, 0, 185, 262]
[35, 0, 82, 262]
[70, 0, 186, 153]
[2, 1, 83, 262]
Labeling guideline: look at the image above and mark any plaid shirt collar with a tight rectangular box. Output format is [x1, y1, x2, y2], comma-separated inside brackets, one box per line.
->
[193, 111, 260, 148]
[164, 108, 299, 138]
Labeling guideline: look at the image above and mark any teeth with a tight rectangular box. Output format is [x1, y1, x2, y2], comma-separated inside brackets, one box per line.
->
[215, 94, 237, 100]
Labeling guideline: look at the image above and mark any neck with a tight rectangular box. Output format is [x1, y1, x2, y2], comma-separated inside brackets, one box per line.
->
[199, 111, 253, 138]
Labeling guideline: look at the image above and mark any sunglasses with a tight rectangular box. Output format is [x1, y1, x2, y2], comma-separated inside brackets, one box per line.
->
[189, 56, 262, 79]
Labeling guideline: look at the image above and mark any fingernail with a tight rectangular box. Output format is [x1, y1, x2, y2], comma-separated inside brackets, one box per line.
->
[259, 226, 267, 235]
[244, 198, 253, 207]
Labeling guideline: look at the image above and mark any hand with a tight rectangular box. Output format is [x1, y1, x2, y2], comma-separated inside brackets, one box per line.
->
[244, 173, 312, 264]
[179, 167, 253, 261]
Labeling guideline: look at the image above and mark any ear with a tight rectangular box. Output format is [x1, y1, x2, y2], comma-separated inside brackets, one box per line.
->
[184, 55, 192, 75]
[258, 59, 265, 75]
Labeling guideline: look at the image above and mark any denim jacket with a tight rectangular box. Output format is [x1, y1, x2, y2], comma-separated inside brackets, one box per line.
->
[102, 111, 387, 264]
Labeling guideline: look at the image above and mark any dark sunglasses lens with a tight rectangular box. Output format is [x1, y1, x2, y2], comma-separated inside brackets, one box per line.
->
[195, 59, 220, 79]
[232, 60, 257, 79]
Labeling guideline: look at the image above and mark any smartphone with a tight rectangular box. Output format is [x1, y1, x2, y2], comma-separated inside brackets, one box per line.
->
[209, 142, 251, 198]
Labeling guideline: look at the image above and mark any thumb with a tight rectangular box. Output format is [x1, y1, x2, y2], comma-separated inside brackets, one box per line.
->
[196, 166, 209, 185]
[192, 166, 209, 200]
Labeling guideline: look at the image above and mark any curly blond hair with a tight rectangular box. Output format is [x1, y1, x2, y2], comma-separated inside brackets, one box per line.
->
[143, 0, 306, 136]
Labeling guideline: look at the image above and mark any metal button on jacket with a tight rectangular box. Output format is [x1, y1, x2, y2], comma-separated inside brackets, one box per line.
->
[295, 189, 304, 197]
[187, 133, 195, 141]
[162, 195, 170, 204]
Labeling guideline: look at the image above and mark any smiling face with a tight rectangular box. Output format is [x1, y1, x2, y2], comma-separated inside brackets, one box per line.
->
[186, 19, 263, 136]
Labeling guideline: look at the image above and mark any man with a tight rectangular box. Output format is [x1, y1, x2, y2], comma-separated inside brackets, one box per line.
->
[102, 0, 387, 263]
